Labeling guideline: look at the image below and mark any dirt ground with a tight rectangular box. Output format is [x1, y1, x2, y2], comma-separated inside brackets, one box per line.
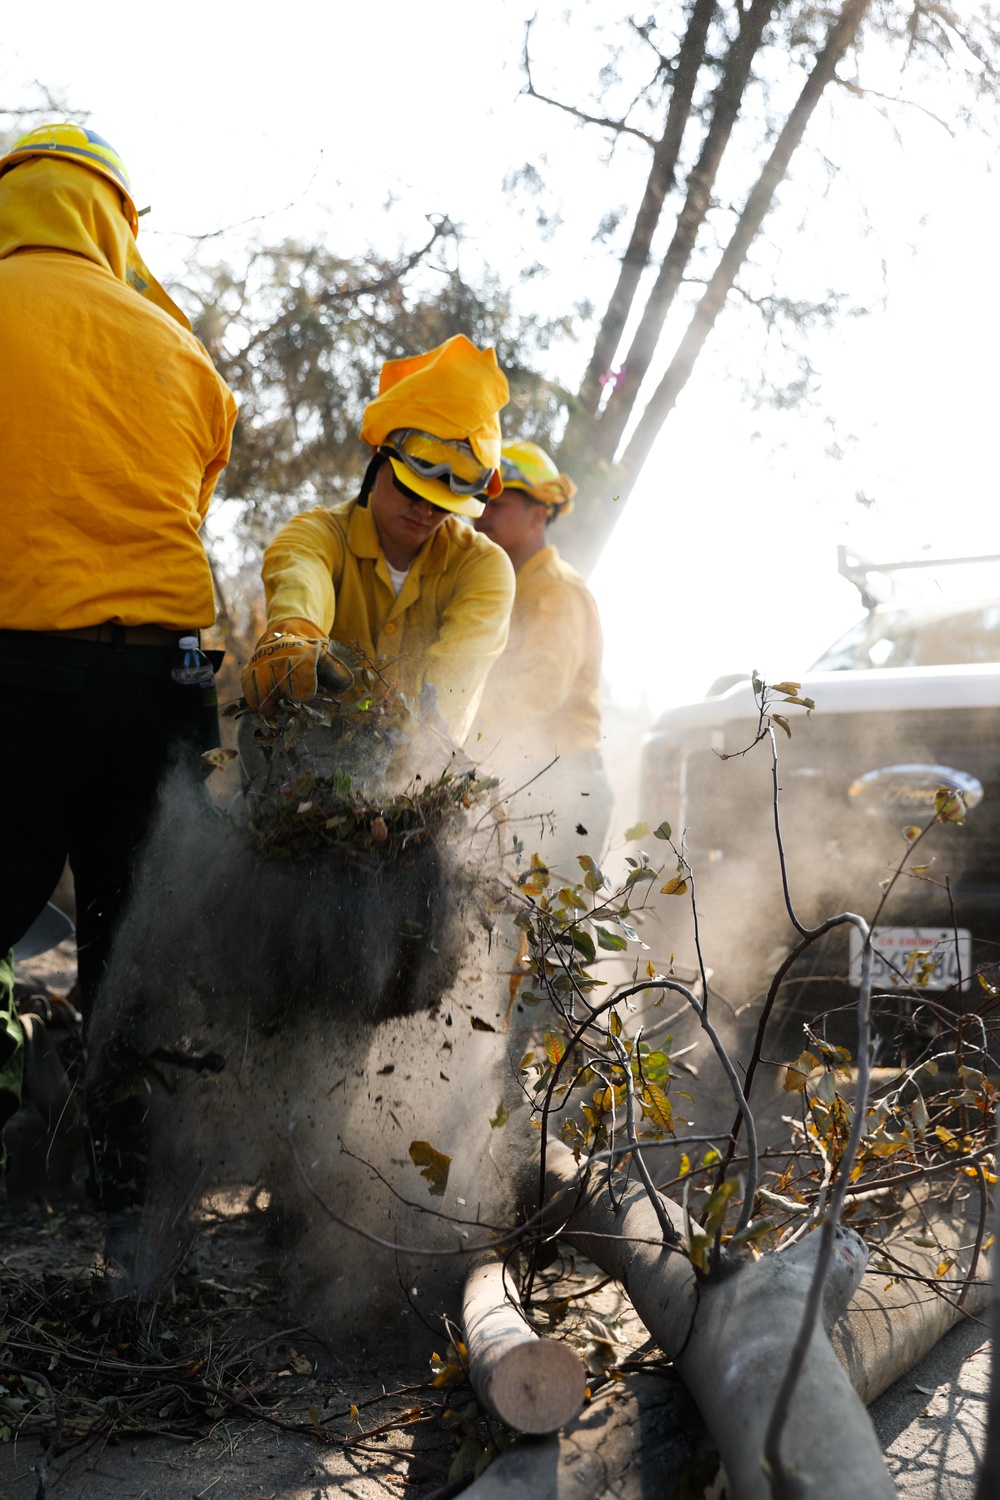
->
[0, 1185, 679, 1500]
[4, 936, 681, 1499]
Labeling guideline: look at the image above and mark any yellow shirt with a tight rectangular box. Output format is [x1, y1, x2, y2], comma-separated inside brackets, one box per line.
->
[477, 544, 603, 760]
[261, 498, 515, 745]
[0, 160, 236, 632]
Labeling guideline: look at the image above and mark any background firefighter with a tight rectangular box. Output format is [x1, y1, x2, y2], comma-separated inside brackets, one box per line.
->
[0, 124, 237, 1184]
[474, 440, 612, 872]
[242, 334, 515, 748]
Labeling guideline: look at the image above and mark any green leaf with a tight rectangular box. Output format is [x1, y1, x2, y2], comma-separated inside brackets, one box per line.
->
[409, 1140, 451, 1196]
[641, 1050, 672, 1082]
[625, 866, 656, 888]
[569, 928, 597, 964]
[490, 1100, 510, 1129]
[595, 925, 627, 951]
[729, 1219, 775, 1247]
[653, 821, 672, 841]
[557, 886, 589, 911]
[625, 822, 649, 841]
[702, 1177, 739, 1236]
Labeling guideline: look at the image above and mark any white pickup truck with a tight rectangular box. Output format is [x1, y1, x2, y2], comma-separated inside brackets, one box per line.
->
[639, 549, 1000, 1049]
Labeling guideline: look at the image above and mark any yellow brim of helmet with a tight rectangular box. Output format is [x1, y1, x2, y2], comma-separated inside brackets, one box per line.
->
[386, 455, 487, 519]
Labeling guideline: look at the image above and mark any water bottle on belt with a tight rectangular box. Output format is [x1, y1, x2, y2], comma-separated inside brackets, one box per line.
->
[170, 635, 216, 688]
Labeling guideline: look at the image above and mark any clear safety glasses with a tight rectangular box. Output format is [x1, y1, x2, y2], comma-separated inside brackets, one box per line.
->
[385, 429, 496, 497]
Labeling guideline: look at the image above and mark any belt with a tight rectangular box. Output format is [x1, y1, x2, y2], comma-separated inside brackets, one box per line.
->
[42, 624, 193, 646]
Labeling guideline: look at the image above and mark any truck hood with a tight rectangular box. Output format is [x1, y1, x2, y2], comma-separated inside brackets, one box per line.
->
[651, 663, 1000, 735]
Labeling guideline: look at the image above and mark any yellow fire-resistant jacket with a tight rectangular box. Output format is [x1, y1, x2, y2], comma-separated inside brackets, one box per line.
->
[261, 498, 516, 745]
[477, 545, 603, 761]
[0, 160, 236, 632]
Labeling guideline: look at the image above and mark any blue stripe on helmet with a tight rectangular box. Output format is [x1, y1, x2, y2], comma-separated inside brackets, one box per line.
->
[13, 140, 131, 192]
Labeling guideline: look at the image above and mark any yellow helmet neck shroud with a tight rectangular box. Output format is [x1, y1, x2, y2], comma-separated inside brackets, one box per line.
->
[0, 154, 190, 330]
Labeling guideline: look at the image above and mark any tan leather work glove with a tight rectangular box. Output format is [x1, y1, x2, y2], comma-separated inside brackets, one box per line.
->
[242, 618, 354, 711]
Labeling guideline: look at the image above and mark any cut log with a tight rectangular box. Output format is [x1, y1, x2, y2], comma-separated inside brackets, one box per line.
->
[543, 1141, 895, 1500]
[462, 1256, 587, 1433]
[834, 1193, 991, 1404]
[458, 1366, 705, 1498]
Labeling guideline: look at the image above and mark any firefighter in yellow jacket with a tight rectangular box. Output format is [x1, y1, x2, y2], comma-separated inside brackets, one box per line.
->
[0, 125, 237, 1169]
[475, 441, 612, 868]
[242, 336, 516, 747]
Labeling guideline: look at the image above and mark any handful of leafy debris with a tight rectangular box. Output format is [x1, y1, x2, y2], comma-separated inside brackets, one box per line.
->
[230, 667, 498, 865]
[245, 760, 497, 865]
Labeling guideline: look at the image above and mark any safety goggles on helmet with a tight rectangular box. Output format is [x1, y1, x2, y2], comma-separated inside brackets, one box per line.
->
[384, 429, 497, 498]
[499, 447, 577, 517]
[500, 454, 533, 490]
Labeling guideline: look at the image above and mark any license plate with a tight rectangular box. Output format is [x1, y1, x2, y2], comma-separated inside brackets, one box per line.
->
[848, 926, 972, 991]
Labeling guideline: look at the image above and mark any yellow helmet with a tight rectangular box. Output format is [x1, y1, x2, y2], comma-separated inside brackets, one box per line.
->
[0, 124, 139, 235]
[500, 440, 577, 518]
[360, 335, 508, 518]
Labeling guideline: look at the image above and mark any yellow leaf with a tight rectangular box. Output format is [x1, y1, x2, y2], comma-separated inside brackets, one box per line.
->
[678, 1153, 691, 1177]
[201, 746, 237, 769]
[609, 1010, 622, 1038]
[935, 786, 967, 824]
[409, 1140, 452, 1197]
[783, 1053, 817, 1093]
[771, 713, 792, 739]
[771, 681, 801, 695]
[935, 1257, 955, 1279]
[642, 1084, 673, 1132]
[660, 877, 689, 896]
[544, 1031, 566, 1065]
[349, 1403, 360, 1425]
[646, 959, 657, 979]
[902, 825, 922, 842]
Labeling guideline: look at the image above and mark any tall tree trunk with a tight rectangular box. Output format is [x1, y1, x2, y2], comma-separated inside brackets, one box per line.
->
[569, 0, 719, 434]
[595, 0, 779, 463]
[615, 0, 872, 500]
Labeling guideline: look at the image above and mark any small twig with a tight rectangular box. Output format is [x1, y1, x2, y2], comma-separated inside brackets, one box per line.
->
[610, 1029, 678, 1245]
[958, 1159, 990, 1310]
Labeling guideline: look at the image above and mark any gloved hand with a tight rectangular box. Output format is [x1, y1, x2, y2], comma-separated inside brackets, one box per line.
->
[242, 618, 354, 711]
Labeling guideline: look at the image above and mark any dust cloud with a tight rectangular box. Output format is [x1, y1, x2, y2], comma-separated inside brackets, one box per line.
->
[86, 743, 539, 1352]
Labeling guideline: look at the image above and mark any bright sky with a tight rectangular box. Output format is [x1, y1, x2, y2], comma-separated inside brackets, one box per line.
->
[5, 0, 999, 717]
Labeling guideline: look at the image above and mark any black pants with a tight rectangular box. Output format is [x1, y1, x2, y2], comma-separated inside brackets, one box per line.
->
[0, 631, 220, 1199]
[0, 631, 220, 1010]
